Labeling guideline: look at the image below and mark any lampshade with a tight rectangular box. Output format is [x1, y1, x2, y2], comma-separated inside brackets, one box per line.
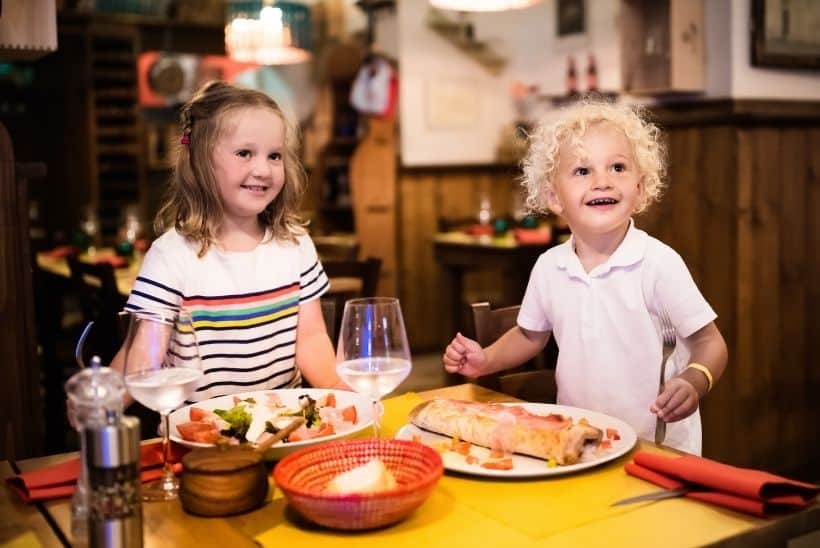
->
[225, 1, 312, 65]
[429, 0, 543, 11]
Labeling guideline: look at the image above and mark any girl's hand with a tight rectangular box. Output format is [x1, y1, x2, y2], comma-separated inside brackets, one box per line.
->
[650, 377, 699, 422]
[442, 332, 487, 377]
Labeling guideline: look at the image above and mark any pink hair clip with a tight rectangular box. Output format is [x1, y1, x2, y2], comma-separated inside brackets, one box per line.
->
[180, 135, 190, 145]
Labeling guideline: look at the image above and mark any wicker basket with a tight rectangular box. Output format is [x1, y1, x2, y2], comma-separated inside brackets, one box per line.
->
[273, 439, 443, 530]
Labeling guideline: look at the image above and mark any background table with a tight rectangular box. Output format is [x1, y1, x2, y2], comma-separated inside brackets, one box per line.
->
[433, 232, 552, 347]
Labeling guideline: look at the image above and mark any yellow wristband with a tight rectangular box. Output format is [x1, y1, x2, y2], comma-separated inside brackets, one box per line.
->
[686, 363, 714, 393]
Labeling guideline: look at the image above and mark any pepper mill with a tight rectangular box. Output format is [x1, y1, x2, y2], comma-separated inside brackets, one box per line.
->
[65, 355, 126, 546]
[84, 416, 143, 548]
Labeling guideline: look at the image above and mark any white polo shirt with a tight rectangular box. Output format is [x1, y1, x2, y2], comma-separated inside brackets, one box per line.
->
[518, 221, 716, 454]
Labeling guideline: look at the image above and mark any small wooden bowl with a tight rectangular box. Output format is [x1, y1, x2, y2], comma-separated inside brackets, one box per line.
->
[180, 445, 268, 517]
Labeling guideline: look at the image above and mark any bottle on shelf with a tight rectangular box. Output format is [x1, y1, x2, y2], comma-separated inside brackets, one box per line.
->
[586, 53, 598, 93]
[566, 56, 578, 97]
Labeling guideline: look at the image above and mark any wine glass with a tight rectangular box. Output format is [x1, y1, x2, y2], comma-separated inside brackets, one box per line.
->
[121, 307, 203, 501]
[336, 297, 412, 438]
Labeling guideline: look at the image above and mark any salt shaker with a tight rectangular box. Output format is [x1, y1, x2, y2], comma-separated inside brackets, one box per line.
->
[84, 416, 143, 548]
[65, 355, 126, 546]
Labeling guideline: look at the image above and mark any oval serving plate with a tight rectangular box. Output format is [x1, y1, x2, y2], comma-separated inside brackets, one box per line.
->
[168, 389, 374, 460]
[396, 402, 637, 478]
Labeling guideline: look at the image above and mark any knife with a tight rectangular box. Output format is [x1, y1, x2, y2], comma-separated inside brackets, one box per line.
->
[611, 487, 689, 506]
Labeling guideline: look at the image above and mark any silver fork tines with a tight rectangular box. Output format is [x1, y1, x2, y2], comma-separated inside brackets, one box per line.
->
[654, 308, 677, 445]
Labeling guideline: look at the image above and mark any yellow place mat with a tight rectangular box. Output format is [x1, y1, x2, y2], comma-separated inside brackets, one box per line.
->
[256, 393, 761, 546]
[0, 532, 43, 548]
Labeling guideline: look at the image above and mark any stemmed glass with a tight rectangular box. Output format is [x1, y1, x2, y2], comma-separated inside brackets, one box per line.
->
[121, 307, 203, 501]
[336, 297, 412, 438]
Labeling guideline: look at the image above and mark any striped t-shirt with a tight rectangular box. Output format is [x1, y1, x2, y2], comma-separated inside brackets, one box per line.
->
[124, 229, 329, 402]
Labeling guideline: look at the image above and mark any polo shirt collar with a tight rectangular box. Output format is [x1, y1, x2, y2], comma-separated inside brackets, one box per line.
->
[555, 219, 648, 279]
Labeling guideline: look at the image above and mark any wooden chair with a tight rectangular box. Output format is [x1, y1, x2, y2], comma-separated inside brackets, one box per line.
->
[470, 301, 558, 403]
[66, 255, 126, 364]
[314, 235, 360, 261]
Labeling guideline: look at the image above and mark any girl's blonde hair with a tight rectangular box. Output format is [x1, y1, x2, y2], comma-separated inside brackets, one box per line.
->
[520, 100, 666, 215]
[155, 80, 306, 256]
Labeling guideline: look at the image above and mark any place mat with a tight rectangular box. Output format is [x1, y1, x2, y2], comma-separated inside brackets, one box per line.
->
[379, 393, 650, 540]
[257, 393, 767, 546]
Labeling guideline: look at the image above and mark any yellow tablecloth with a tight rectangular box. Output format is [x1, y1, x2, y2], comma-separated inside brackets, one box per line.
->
[256, 393, 762, 547]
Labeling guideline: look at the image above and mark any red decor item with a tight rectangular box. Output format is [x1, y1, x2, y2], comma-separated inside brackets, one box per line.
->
[5, 441, 188, 503]
[625, 451, 819, 517]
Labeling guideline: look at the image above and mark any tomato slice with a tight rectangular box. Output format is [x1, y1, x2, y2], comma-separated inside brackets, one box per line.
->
[605, 428, 621, 441]
[481, 458, 514, 470]
[176, 421, 219, 443]
[189, 407, 211, 422]
[324, 393, 337, 408]
[341, 405, 357, 424]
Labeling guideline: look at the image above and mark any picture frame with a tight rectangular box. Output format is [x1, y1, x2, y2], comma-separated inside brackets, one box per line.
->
[751, 0, 820, 69]
[556, 0, 585, 37]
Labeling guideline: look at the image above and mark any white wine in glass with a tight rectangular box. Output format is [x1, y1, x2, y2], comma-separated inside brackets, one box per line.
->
[336, 297, 412, 438]
[122, 307, 203, 501]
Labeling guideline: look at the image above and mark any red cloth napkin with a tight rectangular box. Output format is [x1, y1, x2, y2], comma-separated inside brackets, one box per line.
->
[43, 245, 76, 259]
[625, 451, 819, 517]
[5, 441, 188, 503]
[94, 255, 129, 268]
[513, 228, 552, 245]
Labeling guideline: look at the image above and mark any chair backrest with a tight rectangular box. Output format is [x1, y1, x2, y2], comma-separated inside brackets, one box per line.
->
[66, 255, 125, 363]
[314, 236, 360, 261]
[470, 301, 557, 403]
[321, 257, 382, 343]
[322, 257, 381, 298]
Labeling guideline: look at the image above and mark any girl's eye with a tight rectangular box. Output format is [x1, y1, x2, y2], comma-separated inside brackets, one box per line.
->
[573, 166, 589, 176]
[236, 150, 251, 158]
[612, 163, 626, 172]
[269, 152, 282, 161]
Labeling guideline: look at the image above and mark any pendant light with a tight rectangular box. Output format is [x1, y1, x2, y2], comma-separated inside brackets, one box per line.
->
[429, 0, 543, 12]
[225, 1, 312, 65]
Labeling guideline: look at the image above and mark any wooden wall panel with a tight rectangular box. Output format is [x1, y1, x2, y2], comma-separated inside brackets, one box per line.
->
[806, 129, 820, 469]
[399, 173, 441, 351]
[778, 129, 808, 475]
[695, 127, 737, 463]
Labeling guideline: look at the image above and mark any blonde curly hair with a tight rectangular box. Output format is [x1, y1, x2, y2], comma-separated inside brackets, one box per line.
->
[520, 100, 666, 215]
[155, 81, 306, 257]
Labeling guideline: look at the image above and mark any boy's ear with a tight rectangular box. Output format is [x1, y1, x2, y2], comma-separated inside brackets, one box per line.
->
[545, 187, 563, 215]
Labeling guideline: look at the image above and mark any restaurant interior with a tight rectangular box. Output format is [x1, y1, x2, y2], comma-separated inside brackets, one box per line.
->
[1, 0, 819, 545]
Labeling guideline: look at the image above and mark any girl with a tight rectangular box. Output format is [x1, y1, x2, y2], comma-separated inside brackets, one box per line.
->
[443, 100, 728, 454]
[117, 80, 345, 403]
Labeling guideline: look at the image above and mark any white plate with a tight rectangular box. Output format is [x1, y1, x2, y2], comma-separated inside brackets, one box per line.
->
[168, 388, 374, 460]
[395, 403, 636, 478]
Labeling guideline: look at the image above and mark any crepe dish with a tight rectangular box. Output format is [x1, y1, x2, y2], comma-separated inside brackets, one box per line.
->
[398, 399, 637, 477]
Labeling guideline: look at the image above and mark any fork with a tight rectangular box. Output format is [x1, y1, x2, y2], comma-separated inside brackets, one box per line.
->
[654, 307, 677, 445]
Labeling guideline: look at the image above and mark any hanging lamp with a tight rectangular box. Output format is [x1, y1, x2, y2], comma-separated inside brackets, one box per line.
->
[225, 1, 312, 65]
[429, 0, 543, 12]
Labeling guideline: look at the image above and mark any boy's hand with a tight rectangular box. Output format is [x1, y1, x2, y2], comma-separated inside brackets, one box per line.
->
[442, 332, 487, 377]
[650, 377, 699, 422]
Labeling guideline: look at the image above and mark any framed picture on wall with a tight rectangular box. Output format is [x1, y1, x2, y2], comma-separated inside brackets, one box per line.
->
[556, 0, 585, 37]
[751, 0, 820, 69]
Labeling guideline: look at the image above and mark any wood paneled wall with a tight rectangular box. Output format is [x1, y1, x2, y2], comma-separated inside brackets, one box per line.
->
[399, 166, 520, 351]
[397, 101, 820, 479]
